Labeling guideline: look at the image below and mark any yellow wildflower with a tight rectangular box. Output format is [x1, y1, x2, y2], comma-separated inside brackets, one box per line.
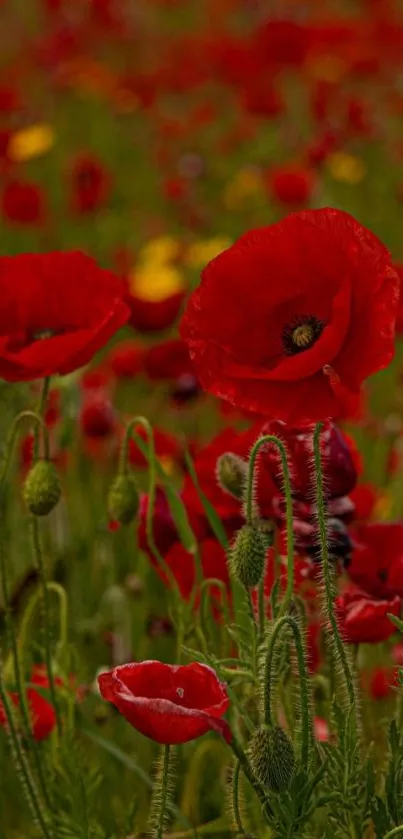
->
[129, 264, 185, 302]
[327, 152, 366, 185]
[9, 124, 55, 162]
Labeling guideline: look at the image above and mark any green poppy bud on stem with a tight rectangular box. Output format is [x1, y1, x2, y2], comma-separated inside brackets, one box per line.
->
[216, 452, 247, 499]
[108, 474, 139, 525]
[230, 524, 266, 588]
[248, 725, 295, 793]
[23, 459, 61, 516]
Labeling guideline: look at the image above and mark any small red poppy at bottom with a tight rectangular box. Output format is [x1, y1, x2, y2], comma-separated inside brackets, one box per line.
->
[98, 660, 231, 744]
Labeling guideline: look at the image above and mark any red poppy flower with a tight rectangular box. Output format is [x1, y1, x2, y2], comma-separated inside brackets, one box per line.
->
[98, 660, 230, 744]
[349, 481, 378, 521]
[346, 523, 403, 599]
[0, 251, 129, 381]
[0, 665, 62, 741]
[1, 179, 47, 226]
[143, 339, 194, 382]
[367, 667, 398, 700]
[393, 262, 403, 333]
[261, 420, 357, 500]
[80, 393, 117, 439]
[156, 538, 230, 603]
[266, 166, 316, 207]
[69, 153, 111, 215]
[108, 340, 145, 380]
[335, 584, 400, 643]
[128, 294, 185, 334]
[181, 208, 399, 424]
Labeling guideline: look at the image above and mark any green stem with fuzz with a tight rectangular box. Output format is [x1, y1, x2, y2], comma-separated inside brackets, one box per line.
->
[264, 615, 312, 769]
[157, 744, 171, 839]
[0, 670, 53, 839]
[313, 423, 355, 709]
[246, 436, 294, 617]
[232, 760, 249, 836]
[0, 409, 52, 805]
[383, 828, 403, 838]
[29, 516, 61, 737]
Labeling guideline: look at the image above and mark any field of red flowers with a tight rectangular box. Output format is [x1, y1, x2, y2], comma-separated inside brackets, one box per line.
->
[4, 1, 403, 837]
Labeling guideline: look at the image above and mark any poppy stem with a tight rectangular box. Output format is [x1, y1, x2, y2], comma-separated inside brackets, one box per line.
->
[313, 423, 356, 710]
[0, 409, 53, 807]
[231, 759, 248, 836]
[228, 733, 268, 809]
[157, 744, 170, 839]
[263, 615, 312, 769]
[31, 377, 62, 739]
[0, 668, 53, 839]
[245, 435, 294, 617]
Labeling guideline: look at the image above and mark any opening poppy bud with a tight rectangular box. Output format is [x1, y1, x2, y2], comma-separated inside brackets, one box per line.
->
[230, 524, 266, 588]
[248, 725, 295, 793]
[216, 452, 248, 499]
[23, 459, 61, 516]
[107, 475, 139, 525]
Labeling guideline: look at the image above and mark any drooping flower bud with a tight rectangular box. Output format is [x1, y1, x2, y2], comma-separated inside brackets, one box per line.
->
[254, 517, 275, 550]
[216, 452, 248, 500]
[248, 725, 295, 793]
[230, 524, 266, 588]
[107, 474, 139, 525]
[23, 459, 61, 516]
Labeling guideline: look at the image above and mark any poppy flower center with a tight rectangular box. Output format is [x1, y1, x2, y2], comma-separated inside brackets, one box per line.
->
[282, 315, 324, 356]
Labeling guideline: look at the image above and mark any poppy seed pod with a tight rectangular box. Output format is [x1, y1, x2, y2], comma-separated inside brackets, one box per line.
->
[248, 725, 295, 792]
[216, 452, 248, 500]
[23, 459, 61, 516]
[230, 524, 266, 588]
[108, 474, 139, 525]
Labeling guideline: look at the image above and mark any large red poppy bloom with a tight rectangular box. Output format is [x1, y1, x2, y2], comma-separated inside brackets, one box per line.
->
[0, 251, 129, 381]
[98, 660, 231, 744]
[181, 209, 399, 424]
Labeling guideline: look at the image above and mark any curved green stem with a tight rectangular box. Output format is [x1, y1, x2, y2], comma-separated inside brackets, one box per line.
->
[383, 827, 403, 838]
[313, 423, 355, 709]
[246, 436, 294, 617]
[228, 735, 268, 809]
[264, 615, 312, 769]
[18, 582, 68, 660]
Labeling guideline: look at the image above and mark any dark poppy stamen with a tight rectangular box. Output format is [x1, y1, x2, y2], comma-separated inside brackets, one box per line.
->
[282, 314, 324, 356]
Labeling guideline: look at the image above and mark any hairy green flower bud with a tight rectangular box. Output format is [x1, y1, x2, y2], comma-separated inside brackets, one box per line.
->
[23, 459, 61, 516]
[230, 524, 266, 588]
[108, 474, 139, 525]
[248, 725, 295, 793]
[216, 452, 247, 500]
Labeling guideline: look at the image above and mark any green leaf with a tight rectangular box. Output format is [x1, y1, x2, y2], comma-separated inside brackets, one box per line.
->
[387, 613, 403, 632]
[184, 449, 228, 549]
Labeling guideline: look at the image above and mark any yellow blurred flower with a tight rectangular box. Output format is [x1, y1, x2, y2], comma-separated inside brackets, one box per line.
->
[223, 168, 264, 210]
[185, 237, 232, 268]
[139, 236, 181, 266]
[373, 491, 392, 521]
[129, 264, 185, 302]
[159, 456, 176, 477]
[327, 152, 366, 185]
[9, 124, 55, 162]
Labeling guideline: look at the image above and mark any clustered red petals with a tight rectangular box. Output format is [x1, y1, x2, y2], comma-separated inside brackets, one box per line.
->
[0, 251, 130, 381]
[181, 208, 399, 424]
[98, 660, 231, 744]
[0, 665, 61, 741]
